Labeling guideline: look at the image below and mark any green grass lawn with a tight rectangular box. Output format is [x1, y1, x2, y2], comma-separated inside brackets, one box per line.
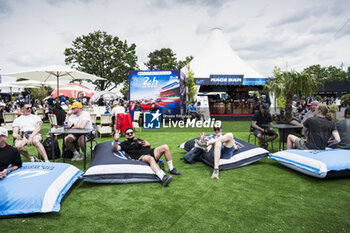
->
[1, 121, 350, 232]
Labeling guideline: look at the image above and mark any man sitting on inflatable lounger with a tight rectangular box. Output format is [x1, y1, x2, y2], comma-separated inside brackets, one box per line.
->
[112, 128, 182, 187]
[195, 125, 239, 179]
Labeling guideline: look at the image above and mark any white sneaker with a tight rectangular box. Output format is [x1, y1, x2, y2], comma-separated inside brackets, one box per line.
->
[75, 154, 85, 161]
[71, 154, 80, 161]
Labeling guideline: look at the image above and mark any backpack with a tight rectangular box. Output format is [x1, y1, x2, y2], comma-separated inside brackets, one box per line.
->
[183, 147, 203, 164]
[43, 137, 61, 160]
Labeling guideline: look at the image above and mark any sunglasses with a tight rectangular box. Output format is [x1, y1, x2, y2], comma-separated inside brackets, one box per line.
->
[214, 128, 221, 132]
[25, 107, 32, 110]
[126, 132, 134, 136]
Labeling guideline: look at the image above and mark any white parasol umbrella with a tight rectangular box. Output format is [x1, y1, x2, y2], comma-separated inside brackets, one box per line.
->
[5, 65, 105, 96]
[0, 82, 38, 94]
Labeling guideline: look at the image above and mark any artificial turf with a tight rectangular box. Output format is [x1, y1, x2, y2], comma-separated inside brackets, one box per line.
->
[1, 121, 350, 232]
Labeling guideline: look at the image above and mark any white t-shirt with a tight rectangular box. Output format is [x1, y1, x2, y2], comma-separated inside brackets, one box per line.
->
[13, 114, 42, 132]
[111, 106, 125, 116]
[68, 111, 93, 130]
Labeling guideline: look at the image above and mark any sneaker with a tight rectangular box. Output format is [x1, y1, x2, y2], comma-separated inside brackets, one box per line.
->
[32, 156, 42, 162]
[195, 139, 208, 150]
[71, 154, 80, 161]
[161, 175, 173, 187]
[211, 169, 219, 179]
[75, 154, 85, 161]
[169, 168, 182, 176]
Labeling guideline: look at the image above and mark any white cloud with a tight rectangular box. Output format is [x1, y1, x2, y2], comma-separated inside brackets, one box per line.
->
[0, 0, 349, 81]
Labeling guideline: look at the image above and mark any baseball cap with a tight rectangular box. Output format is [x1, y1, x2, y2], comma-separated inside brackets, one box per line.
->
[345, 107, 350, 114]
[0, 127, 8, 137]
[308, 101, 319, 106]
[71, 102, 83, 109]
[261, 104, 269, 111]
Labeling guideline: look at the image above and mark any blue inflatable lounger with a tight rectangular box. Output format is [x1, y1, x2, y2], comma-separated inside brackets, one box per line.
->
[0, 162, 83, 217]
[82, 141, 160, 183]
[269, 149, 350, 178]
[179, 135, 269, 170]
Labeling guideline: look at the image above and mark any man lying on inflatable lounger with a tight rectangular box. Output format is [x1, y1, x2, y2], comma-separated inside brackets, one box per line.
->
[195, 125, 239, 179]
[112, 128, 182, 187]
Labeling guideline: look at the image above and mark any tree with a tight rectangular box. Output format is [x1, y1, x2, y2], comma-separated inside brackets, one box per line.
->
[64, 30, 139, 91]
[144, 48, 193, 70]
[303, 64, 349, 83]
[265, 67, 319, 123]
[185, 64, 196, 103]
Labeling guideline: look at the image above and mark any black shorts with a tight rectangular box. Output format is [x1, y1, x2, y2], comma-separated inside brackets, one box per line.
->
[138, 148, 157, 162]
[71, 133, 94, 141]
[253, 129, 277, 137]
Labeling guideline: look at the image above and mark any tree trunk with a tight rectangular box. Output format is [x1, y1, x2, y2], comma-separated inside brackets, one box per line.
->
[283, 91, 293, 123]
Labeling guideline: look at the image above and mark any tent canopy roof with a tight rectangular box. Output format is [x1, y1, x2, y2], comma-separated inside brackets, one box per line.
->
[182, 28, 264, 79]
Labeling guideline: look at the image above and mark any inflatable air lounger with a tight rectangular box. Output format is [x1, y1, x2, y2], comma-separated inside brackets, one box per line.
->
[82, 141, 160, 183]
[179, 134, 269, 170]
[270, 149, 350, 178]
[0, 162, 82, 217]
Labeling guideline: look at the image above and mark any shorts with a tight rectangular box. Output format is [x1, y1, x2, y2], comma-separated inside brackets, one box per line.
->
[16, 134, 42, 144]
[294, 138, 309, 150]
[209, 146, 235, 159]
[253, 129, 277, 137]
[71, 133, 94, 141]
[138, 149, 157, 162]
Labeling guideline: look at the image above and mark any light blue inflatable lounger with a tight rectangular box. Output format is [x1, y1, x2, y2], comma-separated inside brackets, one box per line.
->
[269, 149, 350, 178]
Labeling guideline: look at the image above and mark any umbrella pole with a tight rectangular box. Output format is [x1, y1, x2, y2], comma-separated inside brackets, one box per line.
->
[41, 85, 45, 100]
[56, 76, 59, 101]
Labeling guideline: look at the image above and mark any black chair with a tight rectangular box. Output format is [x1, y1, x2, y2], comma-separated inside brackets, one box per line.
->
[248, 125, 274, 151]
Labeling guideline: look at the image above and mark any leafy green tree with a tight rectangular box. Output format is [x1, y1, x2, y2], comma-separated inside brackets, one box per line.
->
[177, 56, 194, 70]
[185, 64, 196, 103]
[64, 30, 139, 91]
[303, 64, 349, 83]
[144, 48, 193, 70]
[265, 67, 319, 123]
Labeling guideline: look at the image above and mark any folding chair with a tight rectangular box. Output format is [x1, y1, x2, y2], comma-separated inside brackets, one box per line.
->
[132, 111, 142, 132]
[1, 113, 16, 132]
[97, 114, 112, 138]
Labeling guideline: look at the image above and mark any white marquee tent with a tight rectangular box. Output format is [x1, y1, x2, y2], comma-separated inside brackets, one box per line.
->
[181, 28, 266, 86]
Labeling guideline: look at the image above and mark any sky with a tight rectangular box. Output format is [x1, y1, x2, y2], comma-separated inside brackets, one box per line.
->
[1, 0, 350, 85]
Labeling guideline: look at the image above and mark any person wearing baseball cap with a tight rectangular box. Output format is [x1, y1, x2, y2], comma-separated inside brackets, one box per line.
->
[0, 127, 22, 179]
[333, 107, 350, 149]
[64, 102, 93, 161]
[251, 104, 278, 149]
[59, 93, 66, 105]
[303, 101, 319, 122]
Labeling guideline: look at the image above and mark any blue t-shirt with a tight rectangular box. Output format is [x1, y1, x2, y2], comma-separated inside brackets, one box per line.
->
[187, 104, 196, 114]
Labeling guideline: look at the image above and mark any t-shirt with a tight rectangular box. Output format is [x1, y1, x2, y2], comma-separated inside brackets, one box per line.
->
[335, 119, 350, 149]
[12, 114, 42, 132]
[68, 111, 93, 130]
[59, 96, 66, 104]
[304, 116, 336, 150]
[0, 144, 22, 171]
[252, 111, 272, 128]
[119, 138, 152, 160]
[111, 106, 125, 116]
[187, 104, 196, 114]
[303, 110, 315, 121]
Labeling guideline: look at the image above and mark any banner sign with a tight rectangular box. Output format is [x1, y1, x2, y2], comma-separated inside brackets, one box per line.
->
[194, 74, 243, 85]
[129, 70, 184, 116]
